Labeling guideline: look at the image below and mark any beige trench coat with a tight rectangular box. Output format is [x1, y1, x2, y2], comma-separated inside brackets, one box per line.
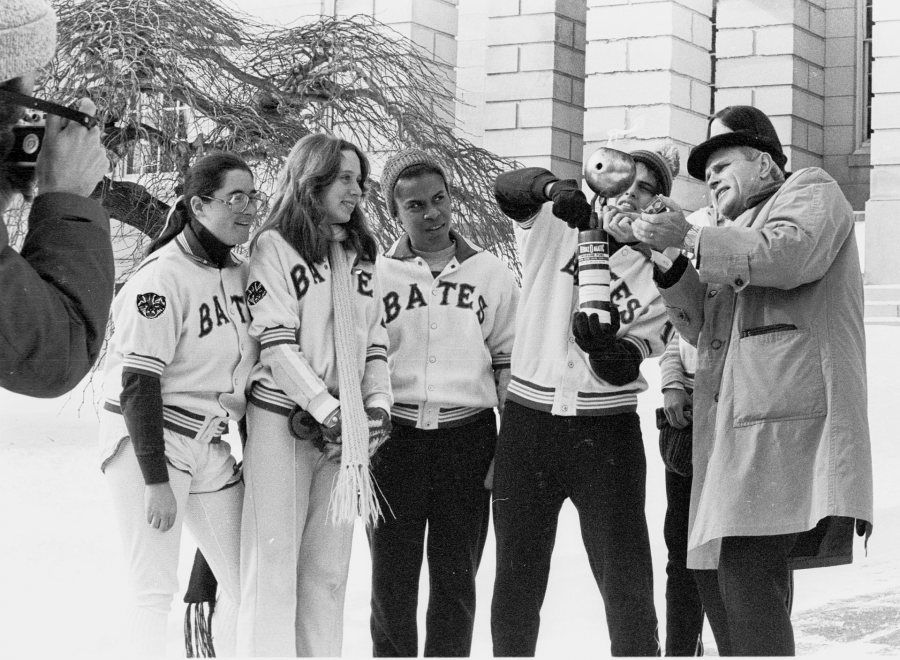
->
[659, 167, 874, 570]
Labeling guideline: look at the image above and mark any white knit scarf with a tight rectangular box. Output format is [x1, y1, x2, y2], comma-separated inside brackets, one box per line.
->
[327, 237, 381, 525]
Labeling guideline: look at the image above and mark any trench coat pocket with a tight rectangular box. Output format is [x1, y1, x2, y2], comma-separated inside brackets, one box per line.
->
[733, 327, 827, 426]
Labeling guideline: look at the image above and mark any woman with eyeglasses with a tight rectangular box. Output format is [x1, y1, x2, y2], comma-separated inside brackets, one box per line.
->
[98, 151, 264, 657]
[236, 134, 391, 657]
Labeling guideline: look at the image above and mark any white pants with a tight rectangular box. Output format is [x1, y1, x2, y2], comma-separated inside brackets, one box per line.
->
[237, 403, 354, 657]
[104, 438, 242, 657]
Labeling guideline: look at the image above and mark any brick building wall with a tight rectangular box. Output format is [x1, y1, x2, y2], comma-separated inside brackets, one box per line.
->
[482, 0, 587, 180]
[865, 0, 900, 284]
[238, 0, 896, 283]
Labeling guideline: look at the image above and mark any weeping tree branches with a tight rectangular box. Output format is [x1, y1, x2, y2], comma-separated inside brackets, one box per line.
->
[36, 0, 519, 270]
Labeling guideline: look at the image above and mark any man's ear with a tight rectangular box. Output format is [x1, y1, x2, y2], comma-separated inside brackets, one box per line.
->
[758, 152, 776, 180]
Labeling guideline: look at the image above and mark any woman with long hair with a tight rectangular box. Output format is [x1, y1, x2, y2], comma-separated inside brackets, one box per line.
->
[99, 151, 264, 656]
[237, 133, 392, 656]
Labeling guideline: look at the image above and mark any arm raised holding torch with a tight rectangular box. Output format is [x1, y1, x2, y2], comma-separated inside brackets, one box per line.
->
[488, 145, 677, 655]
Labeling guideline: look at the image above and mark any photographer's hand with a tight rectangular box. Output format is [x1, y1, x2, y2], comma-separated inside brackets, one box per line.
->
[36, 98, 109, 197]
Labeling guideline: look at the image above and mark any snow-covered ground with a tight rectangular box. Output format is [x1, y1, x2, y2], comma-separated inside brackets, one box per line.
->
[1, 324, 897, 659]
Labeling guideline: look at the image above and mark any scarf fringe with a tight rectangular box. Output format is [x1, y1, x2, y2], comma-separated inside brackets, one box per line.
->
[184, 601, 216, 658]
[329, 462, 383, 526]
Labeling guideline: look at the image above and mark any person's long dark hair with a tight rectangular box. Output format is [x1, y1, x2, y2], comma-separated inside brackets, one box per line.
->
[147, 151, 252, 255]
[252, 133, 378, 264]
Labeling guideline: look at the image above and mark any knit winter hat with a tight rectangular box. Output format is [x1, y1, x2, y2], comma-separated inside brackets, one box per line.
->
[630, 143, 680, 197]
[380, 148, 450, 217]
[0, 0, 57, 83]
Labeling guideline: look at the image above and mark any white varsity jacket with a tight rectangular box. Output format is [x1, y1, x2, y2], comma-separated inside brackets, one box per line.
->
[245, 229, 392, 421]
[101, 231, 258, 443]
[509, 201, 670, 416]
[377, 230, 519, 429]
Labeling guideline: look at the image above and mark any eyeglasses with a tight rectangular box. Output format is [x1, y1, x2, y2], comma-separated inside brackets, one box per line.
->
[201, 191, 269, 214]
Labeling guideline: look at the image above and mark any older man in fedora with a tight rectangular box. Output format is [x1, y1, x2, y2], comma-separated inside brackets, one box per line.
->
[624, 115, 874, 656]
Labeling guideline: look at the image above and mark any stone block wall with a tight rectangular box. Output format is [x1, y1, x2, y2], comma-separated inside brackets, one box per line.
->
[713, 0, 827, 173]
[483, 0, 587, 179]
[583, 0, 713, 210]
[823, 0, 870, 210]
[865, 0, 900, 283]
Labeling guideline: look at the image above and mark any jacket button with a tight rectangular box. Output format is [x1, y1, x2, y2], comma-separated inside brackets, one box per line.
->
[734, 277, 744, 286]
[708, 289, 717, 298]
[429, 356, 436, 363]
[711, 339, 722, 349]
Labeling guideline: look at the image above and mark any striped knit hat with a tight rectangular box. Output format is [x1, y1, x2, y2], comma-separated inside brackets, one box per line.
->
[0, 0, 57, 82]
[380, 148, 450, 217]
[630, 144, 680, 197]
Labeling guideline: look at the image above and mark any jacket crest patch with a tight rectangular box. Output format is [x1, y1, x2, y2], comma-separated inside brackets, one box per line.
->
[246, 281, 267, 306]
[136, 292, 167, 319]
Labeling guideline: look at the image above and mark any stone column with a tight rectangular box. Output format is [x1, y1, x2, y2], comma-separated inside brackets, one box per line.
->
[456, 0, 489, 143]
[714, 0, 827, 172]
[583, 0, 714, 209]
[483, 0, 587, 179]
[864, 0, 900, 284]
[823, 0, 870, 211]
[371, 0, 460, 126]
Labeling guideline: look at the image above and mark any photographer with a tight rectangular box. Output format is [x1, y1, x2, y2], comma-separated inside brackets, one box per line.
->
[0, 0, 113, 397]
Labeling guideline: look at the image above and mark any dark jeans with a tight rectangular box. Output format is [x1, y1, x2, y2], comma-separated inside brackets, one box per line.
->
[368, 411, 496, 657]
[663, 469, 705, 656]
[490, 402, 659, 657]
[693, 533, 798, 656]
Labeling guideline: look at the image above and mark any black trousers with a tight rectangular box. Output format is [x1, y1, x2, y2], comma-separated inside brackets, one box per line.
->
[693, 533, 798, 656]
[490, 402, 659, 657]
[663, 469, 705, 656]
[368, 411, 496, 657]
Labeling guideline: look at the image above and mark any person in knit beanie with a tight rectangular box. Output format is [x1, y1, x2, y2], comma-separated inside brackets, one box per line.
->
[0, 0, 59, 200]
[0, 0, 114, 398]
[489, 152, 673, 652]
[378, 146, 450, 218]
[369, 147, 518, 656]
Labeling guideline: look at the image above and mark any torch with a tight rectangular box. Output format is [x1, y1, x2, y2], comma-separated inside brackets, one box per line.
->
[577, 147, 637, 323]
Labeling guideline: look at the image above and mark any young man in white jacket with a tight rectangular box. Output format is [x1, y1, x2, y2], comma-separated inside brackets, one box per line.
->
[490, 147, 677, 656]
[369, 149, 518, 657]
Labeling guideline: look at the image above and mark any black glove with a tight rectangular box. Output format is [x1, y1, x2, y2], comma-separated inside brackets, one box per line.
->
[493, 167, 559, 220]
[571, 307, 643, 386]
[288, 407, 326, 450]
[572, 306, 621, 354]
[548, 179, 592, 230]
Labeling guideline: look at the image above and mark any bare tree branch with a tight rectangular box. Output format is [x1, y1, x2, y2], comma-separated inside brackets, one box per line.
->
[30, 0, 520, 277]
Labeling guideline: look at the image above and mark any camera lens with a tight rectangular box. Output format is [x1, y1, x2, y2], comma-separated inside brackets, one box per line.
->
[22, 132, 41, 155]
